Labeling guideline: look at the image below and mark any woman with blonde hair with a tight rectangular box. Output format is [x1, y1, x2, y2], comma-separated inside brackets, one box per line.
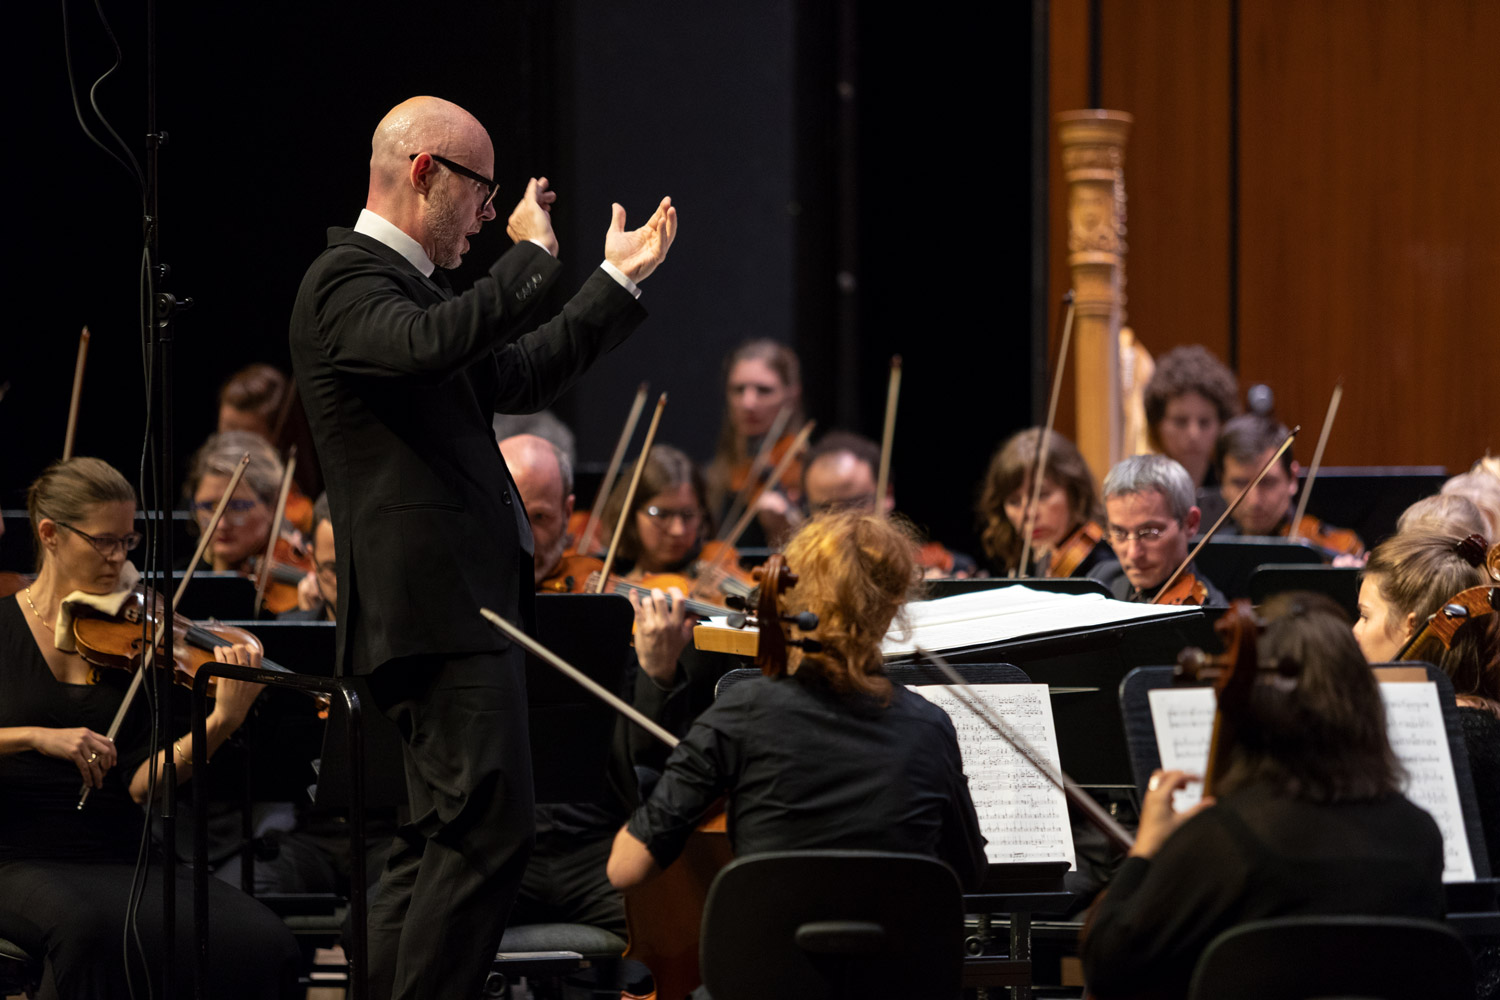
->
[0, 458, 299, 998]
[607, 510, 986, 891]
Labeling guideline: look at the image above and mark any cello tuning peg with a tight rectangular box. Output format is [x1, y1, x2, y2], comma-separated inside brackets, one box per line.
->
[790, 638, 823, 653]
[783, 610, 818, 631]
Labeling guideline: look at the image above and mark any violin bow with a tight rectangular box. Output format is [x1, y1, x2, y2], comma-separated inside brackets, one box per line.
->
[596, 393, 668, 594]
[914, 645, 1135, 853]
[874, 356, 902, 517]
[253, 446, 298, 619]
[1016, 293, 1077, 577]
[714, 402, 794, 549]
[482, 608, 680, 748]
[62, 327, 90, 461]
[690, 420, 816, 600]
[578, 382, 649, 557]
[80, 453, 252, 808]
[1151, 426, 1300, 604]
[1287, 380, 1342, 543]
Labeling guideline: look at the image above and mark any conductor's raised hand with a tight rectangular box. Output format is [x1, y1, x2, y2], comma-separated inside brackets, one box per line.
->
[604, 197, 677, 283]
[506, 177, 560, 257]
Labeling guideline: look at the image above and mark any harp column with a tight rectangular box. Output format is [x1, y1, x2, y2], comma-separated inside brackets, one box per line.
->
[1057, 109, 1133, 480]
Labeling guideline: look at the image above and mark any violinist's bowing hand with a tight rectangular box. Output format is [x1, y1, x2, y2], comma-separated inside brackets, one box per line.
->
[630, 586, 696, 686]
[210, 644, 267, 729]
[296, 571, 323, 612]
[604, 196, 677, 283]
[1129, 769, 1214, 860]
[32, 727, 116, 788]
[507, 177, 560, 257]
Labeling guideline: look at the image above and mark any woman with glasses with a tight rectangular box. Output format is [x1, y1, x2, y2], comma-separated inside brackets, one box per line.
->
[0, 457, 300, 999]
[184, 430, 288, 575]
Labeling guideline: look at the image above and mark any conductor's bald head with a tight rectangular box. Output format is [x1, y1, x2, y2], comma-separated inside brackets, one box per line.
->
[365, 96, 498, 269]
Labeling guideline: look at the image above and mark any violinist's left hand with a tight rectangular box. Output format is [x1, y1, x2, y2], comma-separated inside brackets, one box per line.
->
[210, 644, 267, 729]
[630, 586, 695, 686]
[1129, 769, 1214, 859]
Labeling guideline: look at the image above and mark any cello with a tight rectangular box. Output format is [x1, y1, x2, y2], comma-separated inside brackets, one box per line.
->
[481, 555, 805, 999]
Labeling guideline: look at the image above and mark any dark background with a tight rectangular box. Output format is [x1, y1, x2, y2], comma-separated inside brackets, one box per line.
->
[2, 1, 1041, 556]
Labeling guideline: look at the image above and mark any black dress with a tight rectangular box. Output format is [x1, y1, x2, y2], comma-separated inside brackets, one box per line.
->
[627, 673, 988, 890]
[1081, 783, 1446, 1000]
[0, 597, 300, 999]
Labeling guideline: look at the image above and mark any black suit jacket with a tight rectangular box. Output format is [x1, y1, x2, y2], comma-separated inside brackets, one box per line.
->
[289, 229, 646, 675]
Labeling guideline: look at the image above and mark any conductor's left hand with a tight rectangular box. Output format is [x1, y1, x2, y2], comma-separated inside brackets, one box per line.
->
[605, 197, 677, 283]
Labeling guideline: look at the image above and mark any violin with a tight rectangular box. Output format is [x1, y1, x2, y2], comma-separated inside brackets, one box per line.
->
[70, 585, 329, 712]
[1396, 535, 1500, 662]
[1043, 521, 1105, 579]
[691, 540, 757, 602]
[1152, 572, 1211, 607]
[244, 533, 315, 614]
[538, 553, 606, 594]
[1279, 514, 1364, 559]
[727, 431, 803, 499]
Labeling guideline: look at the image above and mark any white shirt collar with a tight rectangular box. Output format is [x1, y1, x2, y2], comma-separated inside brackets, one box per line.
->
[353, 208, 435, 277]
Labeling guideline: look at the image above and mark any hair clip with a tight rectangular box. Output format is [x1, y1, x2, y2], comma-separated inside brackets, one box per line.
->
[1456, 534, 1488, 568]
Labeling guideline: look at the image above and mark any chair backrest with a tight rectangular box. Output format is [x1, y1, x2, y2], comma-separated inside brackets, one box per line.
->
[1187, 915, 1475, 1000]
[700, 850, 964, 1000]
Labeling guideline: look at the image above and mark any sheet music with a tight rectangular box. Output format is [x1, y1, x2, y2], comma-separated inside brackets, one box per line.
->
[1379, 682, 1476, 883]
[1147, 682, 1477, 882]
[883, 586, 1197, 657]
[1147, 687, 1216, 811]
[911, 683, 1076, 868]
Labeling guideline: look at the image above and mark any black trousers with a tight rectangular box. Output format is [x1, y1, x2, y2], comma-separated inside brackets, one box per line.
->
[0, 857, 300, 1000]
[365, 648, 536, 1000]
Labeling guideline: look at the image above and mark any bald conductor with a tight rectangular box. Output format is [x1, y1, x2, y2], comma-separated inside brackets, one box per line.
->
[289, 96, 676, 1000]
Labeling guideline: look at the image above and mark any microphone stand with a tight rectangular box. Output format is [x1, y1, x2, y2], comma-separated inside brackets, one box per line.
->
[143, 1, 193, 993]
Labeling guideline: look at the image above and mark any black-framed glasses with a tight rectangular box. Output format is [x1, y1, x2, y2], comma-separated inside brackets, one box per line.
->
[410, 152, 500, 210]
[643, 505, 702, 526]
[52, 519, 143, 557]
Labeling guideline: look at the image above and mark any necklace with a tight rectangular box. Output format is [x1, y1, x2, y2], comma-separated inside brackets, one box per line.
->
[23, 587, 56, 630]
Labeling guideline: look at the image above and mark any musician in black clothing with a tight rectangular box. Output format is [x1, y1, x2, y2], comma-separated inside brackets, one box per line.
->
[607, 511, 987, 892]
[1081, 593, 1445, 1000]
[1090, 455, 1226, 605]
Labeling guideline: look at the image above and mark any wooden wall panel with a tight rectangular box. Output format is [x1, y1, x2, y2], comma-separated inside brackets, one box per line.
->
[1236, 0, 1500, 470]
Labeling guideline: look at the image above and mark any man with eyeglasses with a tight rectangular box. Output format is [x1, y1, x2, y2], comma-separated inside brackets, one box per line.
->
[281, 493, 336, 623]
[800, 431, 977, 577]
[1089, 455, 1226, 605]
[289, 95, 677, 1000]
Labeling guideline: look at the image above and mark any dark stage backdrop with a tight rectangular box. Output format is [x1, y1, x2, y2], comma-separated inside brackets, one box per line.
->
[3, 1, 1038, 561]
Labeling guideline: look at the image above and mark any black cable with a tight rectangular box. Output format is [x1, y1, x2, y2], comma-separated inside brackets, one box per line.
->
[59, 0, 143, 198]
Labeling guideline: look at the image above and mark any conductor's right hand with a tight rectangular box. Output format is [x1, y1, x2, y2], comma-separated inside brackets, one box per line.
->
[32, 726, 117, 789]
[507, 177, 560, 257]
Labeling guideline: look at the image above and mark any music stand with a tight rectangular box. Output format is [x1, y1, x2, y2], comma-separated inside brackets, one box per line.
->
[925, 577, 1112, 600]
[1187, 538, 1324, 602]
[1247, 565, 1361, 622]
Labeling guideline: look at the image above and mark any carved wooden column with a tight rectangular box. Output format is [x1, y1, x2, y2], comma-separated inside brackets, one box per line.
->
[1057, 109, 1132, 480]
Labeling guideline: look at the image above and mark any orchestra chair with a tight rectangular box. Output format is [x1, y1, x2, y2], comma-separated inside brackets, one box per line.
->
[0, 935, 41, 999]
[1186, 915, 1474, 1000]
[700, 850, 965, 1000]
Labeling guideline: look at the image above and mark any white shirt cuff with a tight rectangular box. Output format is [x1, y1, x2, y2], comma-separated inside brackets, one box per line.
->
[527, 238, 555, 257]
[600, 260, 642, 299]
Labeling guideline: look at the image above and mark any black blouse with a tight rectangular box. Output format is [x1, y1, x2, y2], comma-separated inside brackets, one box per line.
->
[0, 597, 151, 862]
[626, 673, 988, 890]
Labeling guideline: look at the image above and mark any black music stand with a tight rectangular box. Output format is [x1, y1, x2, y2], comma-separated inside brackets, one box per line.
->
[1247, 565, 1362, 621]
[1296, 466, 1448, 547]
[1186, 538, 1325, 602]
